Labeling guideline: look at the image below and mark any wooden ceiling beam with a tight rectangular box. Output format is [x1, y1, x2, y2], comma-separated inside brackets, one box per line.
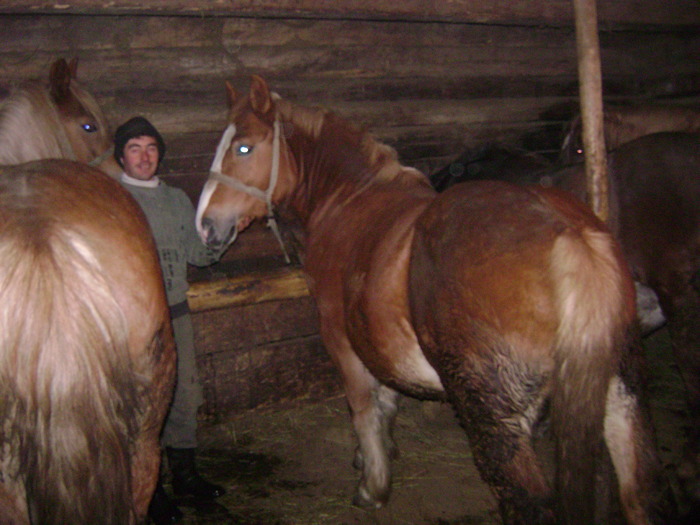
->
[1, 1, 698, 29]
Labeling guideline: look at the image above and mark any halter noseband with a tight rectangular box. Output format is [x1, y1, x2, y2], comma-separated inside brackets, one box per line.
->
[207, 117, 291, 263]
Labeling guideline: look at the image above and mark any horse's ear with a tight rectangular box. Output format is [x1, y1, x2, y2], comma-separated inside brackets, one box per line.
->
[249, 75, 273, 115]
[49, 58, 73, 103]
[225, 81, 238, 109]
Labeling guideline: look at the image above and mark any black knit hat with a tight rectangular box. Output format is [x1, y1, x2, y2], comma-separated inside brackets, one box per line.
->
[114, 116, 166, 167]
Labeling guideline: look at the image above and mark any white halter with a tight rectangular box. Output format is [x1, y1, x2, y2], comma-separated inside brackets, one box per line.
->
[207, 117, 291, 263]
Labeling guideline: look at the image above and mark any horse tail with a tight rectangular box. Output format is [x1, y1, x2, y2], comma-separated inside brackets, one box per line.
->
[549, 226, 632, 523]
[0, 227, 141, 525]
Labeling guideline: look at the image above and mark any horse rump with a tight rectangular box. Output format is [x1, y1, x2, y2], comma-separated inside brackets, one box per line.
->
[409, 181, 668, 524]
[0, 160, 174, 525]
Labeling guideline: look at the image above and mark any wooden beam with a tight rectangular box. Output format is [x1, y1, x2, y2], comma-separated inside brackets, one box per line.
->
[1, 0, 698, 28]
[573, 0, 608, 222]
[186, 266, 310, 312]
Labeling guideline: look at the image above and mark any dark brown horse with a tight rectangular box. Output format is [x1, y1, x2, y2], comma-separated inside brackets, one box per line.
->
[0, 58, 121, 177]
[560, 104, 700, 164]
[430, 142, 553, 192]
[0, 160, 176, 524]
[196, 76, 670, 524]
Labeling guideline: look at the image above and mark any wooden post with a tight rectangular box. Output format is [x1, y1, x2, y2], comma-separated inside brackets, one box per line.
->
[573, 0, 609, 222]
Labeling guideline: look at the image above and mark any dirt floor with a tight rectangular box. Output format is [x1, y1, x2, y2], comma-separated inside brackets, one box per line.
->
[169, 327, 695, 524]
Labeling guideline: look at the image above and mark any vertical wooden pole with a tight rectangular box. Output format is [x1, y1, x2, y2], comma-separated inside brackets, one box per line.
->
[573, 0, 609, 222]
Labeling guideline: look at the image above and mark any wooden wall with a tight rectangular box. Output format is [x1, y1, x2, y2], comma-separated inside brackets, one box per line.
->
[1, 1, 699, 418]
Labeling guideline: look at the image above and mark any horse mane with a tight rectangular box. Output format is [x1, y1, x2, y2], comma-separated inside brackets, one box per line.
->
[276, 97, 427, 188]
[0, 187, 143, 524]
[0, 80, 80, 165]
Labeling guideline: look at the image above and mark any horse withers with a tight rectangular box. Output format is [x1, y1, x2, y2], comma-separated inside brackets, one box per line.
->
[0, 58, 121, 177]
[195, 75, 672, 524]
[0, 160, 176, 524]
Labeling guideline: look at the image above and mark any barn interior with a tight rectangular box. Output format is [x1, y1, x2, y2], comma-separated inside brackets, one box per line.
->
[1, 2, 698, 523]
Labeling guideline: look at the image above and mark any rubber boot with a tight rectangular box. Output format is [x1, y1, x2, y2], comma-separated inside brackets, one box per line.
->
[148, 480, 183, 525]
[166, 447, 226, 499]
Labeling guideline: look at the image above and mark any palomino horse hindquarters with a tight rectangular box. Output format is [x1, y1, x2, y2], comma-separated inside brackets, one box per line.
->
[196, 75, 672, 524]
[0, 160, 175, 524]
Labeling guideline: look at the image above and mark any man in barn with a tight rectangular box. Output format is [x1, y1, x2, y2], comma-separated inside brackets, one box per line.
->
[114, 116, 227, 524]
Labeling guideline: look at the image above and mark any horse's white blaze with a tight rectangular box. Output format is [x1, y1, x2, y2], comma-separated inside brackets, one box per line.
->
[195, 178, 220, 241]
[195, 124, 236, 241]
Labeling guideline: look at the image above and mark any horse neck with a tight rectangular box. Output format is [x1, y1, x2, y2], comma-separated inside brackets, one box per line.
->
[280, 108, 406, 228]
[0, 83, 75, 164]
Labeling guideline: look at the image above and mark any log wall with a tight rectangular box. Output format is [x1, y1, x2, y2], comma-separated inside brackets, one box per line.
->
[1, 1, 698, 418]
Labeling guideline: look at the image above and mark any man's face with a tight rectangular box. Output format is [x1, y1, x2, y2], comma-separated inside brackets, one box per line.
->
[121, 135, 160, 181]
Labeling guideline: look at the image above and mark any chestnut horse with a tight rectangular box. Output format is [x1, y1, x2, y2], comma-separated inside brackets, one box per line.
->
[0, 58, 121, 177]
[0, 160, 176, 524]
[196, 76, 670, 524]
[431, 132, 700, 514]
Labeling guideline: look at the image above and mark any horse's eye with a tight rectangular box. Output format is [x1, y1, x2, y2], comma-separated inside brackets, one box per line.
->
[236, 144, 253, 156]
[82, 123, 98, 133]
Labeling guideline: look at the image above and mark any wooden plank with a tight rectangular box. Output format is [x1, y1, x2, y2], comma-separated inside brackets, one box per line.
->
[191, 296, 337, 416]
[1, 0, 699, 28]
[196, 335, 340, 417]
[192, 296, 319, 353]
[187, 266, 310, 312]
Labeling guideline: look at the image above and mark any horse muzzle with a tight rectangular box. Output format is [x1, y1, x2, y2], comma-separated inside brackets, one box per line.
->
[199, 216, 238, 250]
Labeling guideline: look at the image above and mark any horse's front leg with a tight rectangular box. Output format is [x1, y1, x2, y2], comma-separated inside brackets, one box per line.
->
[330, 342, 400, 508]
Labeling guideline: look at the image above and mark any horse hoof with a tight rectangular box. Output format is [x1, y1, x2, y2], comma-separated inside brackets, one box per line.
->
[352, 489, 383, 510]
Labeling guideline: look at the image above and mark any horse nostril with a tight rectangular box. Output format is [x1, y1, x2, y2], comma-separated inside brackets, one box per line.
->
[200, 217, 216, 244]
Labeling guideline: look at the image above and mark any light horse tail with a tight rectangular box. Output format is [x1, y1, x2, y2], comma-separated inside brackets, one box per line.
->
[549, 217, 634, 521]
[0, 220, 142, 524]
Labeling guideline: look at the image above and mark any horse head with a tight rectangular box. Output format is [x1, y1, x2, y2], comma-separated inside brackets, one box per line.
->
[196, 75, 293, 251]
[0, 58, 120, 178]
[48, 58, 121, 177]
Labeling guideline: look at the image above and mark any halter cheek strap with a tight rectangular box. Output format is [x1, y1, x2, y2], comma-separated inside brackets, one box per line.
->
[88, 144, 115, 168]
[208, 118, 291, 264]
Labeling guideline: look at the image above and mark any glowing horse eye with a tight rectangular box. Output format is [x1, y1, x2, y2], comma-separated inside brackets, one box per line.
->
[236, 144, 253, 156]
[82, 123, 98, 133]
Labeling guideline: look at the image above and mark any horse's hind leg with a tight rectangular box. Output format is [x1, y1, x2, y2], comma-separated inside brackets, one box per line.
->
[604, 340, 675, 524]
[335, 349, 399, 508]
[442, 360, 554, 524]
